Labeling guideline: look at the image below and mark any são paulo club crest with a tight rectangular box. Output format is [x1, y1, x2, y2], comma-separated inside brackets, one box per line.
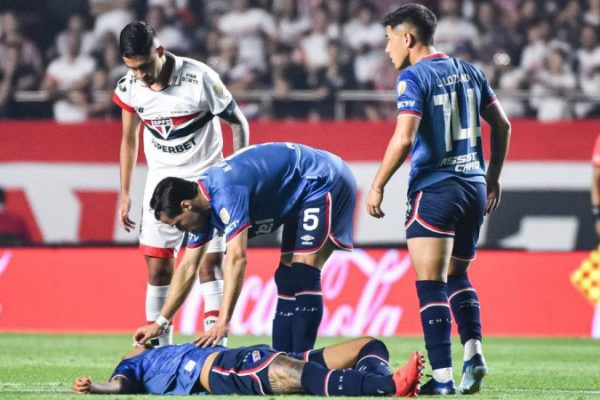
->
[151, 117, 174, 138]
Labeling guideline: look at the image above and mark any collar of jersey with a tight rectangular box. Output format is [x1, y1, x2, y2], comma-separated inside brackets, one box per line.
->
[419, 52, 448, 62]
[166, 52, 184, 86]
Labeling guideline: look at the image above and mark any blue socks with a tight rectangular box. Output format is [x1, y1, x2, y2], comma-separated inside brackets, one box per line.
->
[272, 263, 295, 351]
[447, 273, 482, 344]
[290, 262, 323, 352]
[301, 362, 395, 396]
[416, 280, 452, 370]
[272, 262, 323, 352]
[356, 339, 392, 375]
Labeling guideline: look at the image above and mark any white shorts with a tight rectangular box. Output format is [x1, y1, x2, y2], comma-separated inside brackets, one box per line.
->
[139, 172, 225, 258]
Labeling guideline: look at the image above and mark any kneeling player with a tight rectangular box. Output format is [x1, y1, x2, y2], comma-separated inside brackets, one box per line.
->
[73, 337, 424, 397]
[134, 143, 357, 353]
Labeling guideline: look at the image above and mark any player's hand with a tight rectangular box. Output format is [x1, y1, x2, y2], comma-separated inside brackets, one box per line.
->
[72, 375, 92, 393]
[119, 195, 136, 232]
[366, 188, 385, 218]
[194, 319, 228, 348]
[485, 178, 501, 214]
[133, 323, 162, 345]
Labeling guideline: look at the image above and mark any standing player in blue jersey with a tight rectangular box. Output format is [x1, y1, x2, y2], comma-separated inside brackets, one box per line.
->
[366, 4, 511, 396]
[133, 143, 356, 354]
[72, 337, 424, 397]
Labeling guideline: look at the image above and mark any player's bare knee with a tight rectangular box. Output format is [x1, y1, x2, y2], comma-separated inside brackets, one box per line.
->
[145, 257, 174, 285]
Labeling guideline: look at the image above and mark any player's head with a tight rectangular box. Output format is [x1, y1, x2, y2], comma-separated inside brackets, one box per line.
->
[150, 177, 207, 232]
[381, 4, 437, 69]
[119, 21, 165, 86]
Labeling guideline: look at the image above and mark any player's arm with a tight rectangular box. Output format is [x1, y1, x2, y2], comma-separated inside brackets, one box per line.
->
[218, 101, 250, 152]
[72, 376, 135, 394]
[481, 101, 511, 214]
[366, 114, 420, 218]
[133, 245, 206, 344]
[195, 229, 248, 347]
[119, 109, 141, 231]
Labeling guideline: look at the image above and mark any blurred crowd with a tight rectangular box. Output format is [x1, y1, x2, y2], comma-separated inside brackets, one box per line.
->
[1, 0, 600, 121]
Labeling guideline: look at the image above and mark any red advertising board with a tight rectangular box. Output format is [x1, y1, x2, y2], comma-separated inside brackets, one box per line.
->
[0, 247, 595, 337]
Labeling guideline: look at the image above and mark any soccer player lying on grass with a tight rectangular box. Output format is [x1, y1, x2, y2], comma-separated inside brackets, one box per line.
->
[72, 337, 424, 397]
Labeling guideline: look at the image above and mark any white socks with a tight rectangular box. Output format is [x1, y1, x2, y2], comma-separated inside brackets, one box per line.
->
[464, 338, 484, 361]
[146, 284, 172, 346]
[200, 280, 227, 347]
[432, 367, 454, 383]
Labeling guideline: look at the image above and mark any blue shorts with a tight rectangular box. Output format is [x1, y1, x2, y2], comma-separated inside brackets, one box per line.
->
[405, 178, 486, 260]
[281, 162, 356, 254]
[208, 345, 285, 395]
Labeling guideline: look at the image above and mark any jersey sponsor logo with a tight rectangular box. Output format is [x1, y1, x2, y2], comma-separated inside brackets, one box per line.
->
[183, 360, 197, 372]
[212, 83, 226, 99]
[439, 152, 481, 172]
[151, 136, 197, 154]
[224, 219, 240, 235]
[396, 80, 407, 95]
[182, 73, 199, 84]
[117, 77, 127, 92]
[397, 100, 416, 108]
[219, 208, 231, 224]
[254, 218, 274, 235]
[188, 231, 201, 242]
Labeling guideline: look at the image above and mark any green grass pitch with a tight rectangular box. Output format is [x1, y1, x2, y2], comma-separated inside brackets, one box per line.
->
[1, 333, 599, 399]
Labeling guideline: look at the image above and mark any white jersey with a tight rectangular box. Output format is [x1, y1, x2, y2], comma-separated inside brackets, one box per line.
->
[112, 52, 233, 179]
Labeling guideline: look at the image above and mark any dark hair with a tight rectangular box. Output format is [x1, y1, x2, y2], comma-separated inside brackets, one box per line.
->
[119, 21, 157, 57]
[381, 4, 437, 46]
[150, 177, 198, 220]
[0, 187, 5, 204]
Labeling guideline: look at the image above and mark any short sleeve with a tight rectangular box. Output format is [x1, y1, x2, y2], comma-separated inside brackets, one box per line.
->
[477, 69, 497, 112]
[396, 70, 424, 118]
[201, 67, 233, 115]
[593, 135, 600, 168]
[110, 358, 143, 393]
[112, 74, 135, 113]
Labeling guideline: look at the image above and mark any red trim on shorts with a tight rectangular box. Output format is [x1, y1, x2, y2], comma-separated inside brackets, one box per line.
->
[111, 93, 135, 113]
[405, 191, 455, 235]
[211, 351, 284, 375]
[139, 244, 174, 258]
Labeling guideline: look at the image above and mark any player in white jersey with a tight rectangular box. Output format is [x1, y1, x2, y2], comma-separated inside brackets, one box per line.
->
[112, 21, 250, 346]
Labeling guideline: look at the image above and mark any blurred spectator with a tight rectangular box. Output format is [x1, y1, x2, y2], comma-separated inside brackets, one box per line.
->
[434, 0, 480, 55]
[530, 47, 577, 121]
[575, 25, 600, 117]
[55, 14, 95, 57]
[297, 7, 331, 72]
[520, 21, 552, 72]
[270, 42, 309, 119]
[0, 11, 43, 118]
[90, 0, 135, 41]
[556, 0, 583, 46]
[584, 0, 600, 27]
[42, 31, 96, 123]
[145, 4, 191, 53]
[208, 37, 258, 91]
[274, 0, 311, 45]
[218, 0, 277, 72]
[0, 187, 31, 246]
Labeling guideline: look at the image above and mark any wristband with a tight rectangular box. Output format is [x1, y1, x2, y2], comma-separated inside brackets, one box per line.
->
[155, 315, 170, 331]
[593, 206, 600, 219]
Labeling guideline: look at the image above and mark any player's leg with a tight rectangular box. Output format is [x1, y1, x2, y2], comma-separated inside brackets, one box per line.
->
[405, 183, 461, 395]
[198, 234, 227, 346]
[447, 181, 488, 394]
[271, 225, 296, 352]
[290, 336, 393, 376]
[144, 255, 174, 346]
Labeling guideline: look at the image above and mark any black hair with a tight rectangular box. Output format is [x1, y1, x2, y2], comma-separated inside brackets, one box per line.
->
[150, 177, 198, 220]
[381, 3, 437, 46]
[119, 21, 157, 58]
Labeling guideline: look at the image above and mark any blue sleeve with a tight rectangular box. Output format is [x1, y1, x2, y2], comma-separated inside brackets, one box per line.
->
[110, 358, 143, 393]
[186, 229, 213, 249]
[396, 69, 424, 117]
[216, 186, 251, 242]
[475, 67, 496, 112]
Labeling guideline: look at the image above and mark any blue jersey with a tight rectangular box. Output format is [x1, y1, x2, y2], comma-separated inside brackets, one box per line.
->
[187, 142, 345, 247]
[395, 53, 496, 194]
[110, 344, 224, 395]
